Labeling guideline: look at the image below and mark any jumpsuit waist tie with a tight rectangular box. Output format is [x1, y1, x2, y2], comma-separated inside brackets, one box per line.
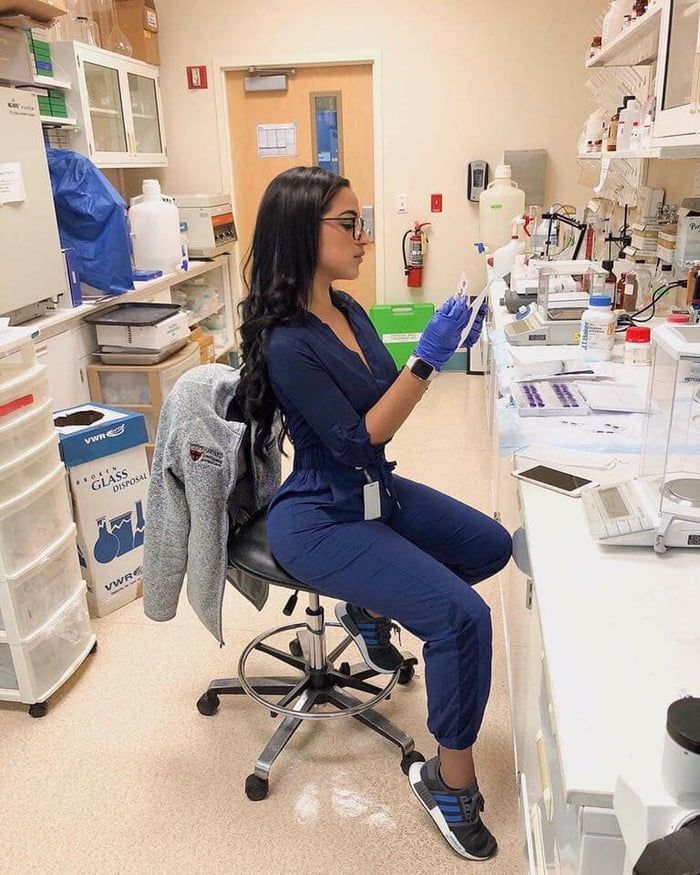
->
[292, 446, 401, 511]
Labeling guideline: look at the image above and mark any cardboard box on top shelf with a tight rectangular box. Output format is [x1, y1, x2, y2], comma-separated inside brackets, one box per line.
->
[115, 0, 159, 66]
[0, 1, 66, 24]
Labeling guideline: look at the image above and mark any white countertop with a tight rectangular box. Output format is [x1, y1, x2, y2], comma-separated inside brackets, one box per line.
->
[23, 255, 230, 342]
[489, 278, 700, 808]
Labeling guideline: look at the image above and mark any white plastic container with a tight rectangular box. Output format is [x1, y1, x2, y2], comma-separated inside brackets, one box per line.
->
[0, 587, 94, 701]
[0, 524, 83, 640]
[0, 399, 55, 468]
[0, 465, 75, 578]
[478, 165, 526, 252]
[617, 98, 641, 152]
[579, 295, 617, 362]
[662, 697, 700, 804]
[0, 432, 61, 504]
[129, 179, 182, 274]
[0, 329, 37, 385]
[0, 364, 50, 427]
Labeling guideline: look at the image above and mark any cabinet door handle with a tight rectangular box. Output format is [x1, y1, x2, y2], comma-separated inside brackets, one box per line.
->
[692, 50, 700, 115]
[536, 731, 554, 823]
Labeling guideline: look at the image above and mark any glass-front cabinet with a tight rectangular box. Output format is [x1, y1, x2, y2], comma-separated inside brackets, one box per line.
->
[52, 42, 167, 168]
[654, 0, 700, 139]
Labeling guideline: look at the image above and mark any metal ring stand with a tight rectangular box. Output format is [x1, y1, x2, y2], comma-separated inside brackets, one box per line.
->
[237, 620, 400, 720]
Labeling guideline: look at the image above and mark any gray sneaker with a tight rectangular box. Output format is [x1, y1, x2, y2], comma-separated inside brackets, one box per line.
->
[408, 756, 497, 861]
[334, 602, 404, 674]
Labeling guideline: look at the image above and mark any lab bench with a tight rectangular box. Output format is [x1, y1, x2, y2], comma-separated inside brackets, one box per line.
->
[23, 254, 237, 413]
[486, 281, 700, 874]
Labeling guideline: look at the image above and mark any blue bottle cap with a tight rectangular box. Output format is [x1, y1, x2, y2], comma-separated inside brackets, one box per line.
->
[589, 295, 612, 307]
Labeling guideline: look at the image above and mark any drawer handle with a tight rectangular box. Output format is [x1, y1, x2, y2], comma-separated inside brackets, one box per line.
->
[536, 731, 554, 823]
[530, 802, 547, 875]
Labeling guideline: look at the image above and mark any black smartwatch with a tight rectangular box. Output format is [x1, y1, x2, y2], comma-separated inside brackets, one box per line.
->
[405, 354, 437, 382]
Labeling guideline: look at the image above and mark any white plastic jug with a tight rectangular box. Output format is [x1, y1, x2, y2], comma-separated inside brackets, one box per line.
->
[129, 179, 182, 274]
[478, 166, 526, 252]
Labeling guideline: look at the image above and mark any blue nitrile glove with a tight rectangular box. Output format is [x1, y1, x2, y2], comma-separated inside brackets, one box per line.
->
[460, 301, 488, 349]
[413, 295, 471, 370]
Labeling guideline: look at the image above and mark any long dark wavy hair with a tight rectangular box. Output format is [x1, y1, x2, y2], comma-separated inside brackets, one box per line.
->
[235, 166, 350, 461]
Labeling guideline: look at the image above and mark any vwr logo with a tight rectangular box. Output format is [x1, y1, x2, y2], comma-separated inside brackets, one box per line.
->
[84, 424, 126, 445]
[104, 564, 143, 593]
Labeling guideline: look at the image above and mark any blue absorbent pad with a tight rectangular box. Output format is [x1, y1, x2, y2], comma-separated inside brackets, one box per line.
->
[46, 149, 134, 295]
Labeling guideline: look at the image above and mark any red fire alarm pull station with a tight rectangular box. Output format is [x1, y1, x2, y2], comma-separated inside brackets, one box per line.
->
[187, 66, 208, 89]
[431, 194, 443, 213]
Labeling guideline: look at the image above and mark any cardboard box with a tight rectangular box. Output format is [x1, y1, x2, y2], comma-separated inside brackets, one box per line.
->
[54, 404, 149, 618]
[0, 0, 66, 22]
[115, 0, 159, 66]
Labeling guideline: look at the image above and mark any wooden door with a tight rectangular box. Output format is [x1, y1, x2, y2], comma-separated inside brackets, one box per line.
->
[226, 64, 376, 310]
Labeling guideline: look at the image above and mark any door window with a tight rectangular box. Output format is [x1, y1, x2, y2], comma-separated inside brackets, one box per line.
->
[311, 92, 342, 174]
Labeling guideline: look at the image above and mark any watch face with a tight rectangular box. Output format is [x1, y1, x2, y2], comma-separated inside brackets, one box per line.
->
[412, 358, 434, 380]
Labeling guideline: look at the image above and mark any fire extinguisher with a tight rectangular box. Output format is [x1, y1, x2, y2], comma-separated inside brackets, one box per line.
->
[403, 221, 431, 289]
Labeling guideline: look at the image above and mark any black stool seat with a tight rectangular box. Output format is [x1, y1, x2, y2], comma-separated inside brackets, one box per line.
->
[228, 507, 315, 593]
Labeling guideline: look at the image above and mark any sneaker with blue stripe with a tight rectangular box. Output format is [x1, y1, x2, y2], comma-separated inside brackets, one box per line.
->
[408, 756, 497, 861]
[334, 602, 404, 674]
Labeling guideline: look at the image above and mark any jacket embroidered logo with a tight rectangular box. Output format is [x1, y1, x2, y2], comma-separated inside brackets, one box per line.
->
[190, 446, 203, 461]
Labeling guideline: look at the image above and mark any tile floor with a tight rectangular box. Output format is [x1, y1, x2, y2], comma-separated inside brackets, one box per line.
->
[0, 373, 523, 874]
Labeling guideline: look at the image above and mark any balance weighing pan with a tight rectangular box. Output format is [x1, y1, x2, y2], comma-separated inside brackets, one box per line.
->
[663, 477, 700, 509]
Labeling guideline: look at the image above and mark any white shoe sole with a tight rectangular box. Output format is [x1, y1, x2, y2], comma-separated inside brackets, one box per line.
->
[408, 762, 494, 862]
[333, 602, 395, 675]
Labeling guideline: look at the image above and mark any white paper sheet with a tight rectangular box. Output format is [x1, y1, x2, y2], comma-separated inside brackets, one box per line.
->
[257, 123, 297, 158]
[0, 162, 25, 205]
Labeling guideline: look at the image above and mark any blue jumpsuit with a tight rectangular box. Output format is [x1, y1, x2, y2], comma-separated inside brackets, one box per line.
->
[266, 289, 512, 750]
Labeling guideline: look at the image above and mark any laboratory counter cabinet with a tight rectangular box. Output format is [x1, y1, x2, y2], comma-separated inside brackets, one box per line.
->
[486, 281, 700, 874]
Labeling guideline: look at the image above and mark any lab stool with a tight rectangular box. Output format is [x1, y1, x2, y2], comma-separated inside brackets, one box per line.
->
[196, 507, 424, 801]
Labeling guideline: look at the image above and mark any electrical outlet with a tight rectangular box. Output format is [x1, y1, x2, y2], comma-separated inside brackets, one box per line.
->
[395, 194, 408, 213]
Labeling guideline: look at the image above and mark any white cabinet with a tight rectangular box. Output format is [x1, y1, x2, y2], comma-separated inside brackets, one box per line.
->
[653, 0, 700, 142]
[35, 330, 90, 411]
[51, 42, 167, 168]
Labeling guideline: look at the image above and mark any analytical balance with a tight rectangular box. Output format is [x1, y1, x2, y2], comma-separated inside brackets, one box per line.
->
[583, 324, 700, 552]
[504, 260, 608, 347]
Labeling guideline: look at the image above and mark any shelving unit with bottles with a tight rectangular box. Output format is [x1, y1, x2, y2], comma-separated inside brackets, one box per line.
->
[50, 40, 167, 167]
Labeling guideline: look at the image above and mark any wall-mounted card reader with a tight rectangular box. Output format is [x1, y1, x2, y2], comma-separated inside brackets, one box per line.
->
[467, 160, 489, 202]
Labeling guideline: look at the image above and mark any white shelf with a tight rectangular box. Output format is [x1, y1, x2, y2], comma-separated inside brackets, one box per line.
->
[131, 112, 157, 121]
[34, 74, 71, 90]
[578, 148, 657, 160]
[40, 115, 77, 127]
[586, 4, 662, 68]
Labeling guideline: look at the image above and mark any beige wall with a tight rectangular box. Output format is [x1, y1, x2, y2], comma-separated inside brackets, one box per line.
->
[148, 0, 610, 303]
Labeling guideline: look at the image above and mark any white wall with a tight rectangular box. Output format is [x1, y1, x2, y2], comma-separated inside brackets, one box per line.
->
[151, 0, 609, 303]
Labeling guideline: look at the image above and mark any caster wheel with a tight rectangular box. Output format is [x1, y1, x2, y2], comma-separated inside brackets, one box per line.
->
[288, 638, 303, 658]
[90, 641, 98, 655]
[196, 692, 220, 716]
[398, 663, 415, 685]
[338, 661, 351, 676]
[400, 750, 425, 776]
[29, 702, 47, 719]
[245, 774, 269, 801]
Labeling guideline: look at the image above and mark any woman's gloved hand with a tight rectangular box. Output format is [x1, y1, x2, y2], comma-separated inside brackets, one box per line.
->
[413, 295, 471, 371]
[462, 301, 488, 349]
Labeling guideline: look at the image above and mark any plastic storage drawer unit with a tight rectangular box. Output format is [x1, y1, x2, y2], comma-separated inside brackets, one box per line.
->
[0, 524, 83, 640]
[0, 433, 60, 504]
[87, 342, 200, 407]
[0, 364, 50, 425]
[0, 399, 56, 467]
[0, 465, 74, 578]
[1, 587, 94, 702]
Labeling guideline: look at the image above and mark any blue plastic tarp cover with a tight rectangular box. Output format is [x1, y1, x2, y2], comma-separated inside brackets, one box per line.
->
[46, 149, 133, 295]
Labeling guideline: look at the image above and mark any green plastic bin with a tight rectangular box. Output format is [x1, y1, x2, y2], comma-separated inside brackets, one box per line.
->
[369, 302, 435, 369]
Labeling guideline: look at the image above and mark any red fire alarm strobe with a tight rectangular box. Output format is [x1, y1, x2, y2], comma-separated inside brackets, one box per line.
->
[187, 66, 208, 89]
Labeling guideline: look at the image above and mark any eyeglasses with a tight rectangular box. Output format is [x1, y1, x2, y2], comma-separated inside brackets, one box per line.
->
[320, 215, 366, 241]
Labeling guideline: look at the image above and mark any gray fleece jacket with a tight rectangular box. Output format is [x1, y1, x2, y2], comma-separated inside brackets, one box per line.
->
[142, 364, 281, 644]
